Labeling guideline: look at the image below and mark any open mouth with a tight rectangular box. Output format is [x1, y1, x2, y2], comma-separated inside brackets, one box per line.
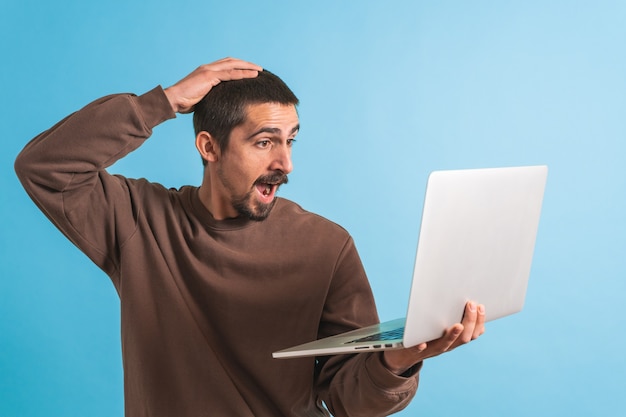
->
[262, 183, 273, 196]
[255, 182, 279, 202]
[254, 174, 288, 203]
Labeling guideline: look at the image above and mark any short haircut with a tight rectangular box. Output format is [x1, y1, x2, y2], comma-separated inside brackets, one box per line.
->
[193, 70, 299, 161]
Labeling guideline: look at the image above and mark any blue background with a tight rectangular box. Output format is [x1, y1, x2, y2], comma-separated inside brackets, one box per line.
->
[1, 1, 625, 416]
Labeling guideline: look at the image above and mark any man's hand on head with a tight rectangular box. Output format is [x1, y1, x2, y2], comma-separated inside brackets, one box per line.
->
[164, 57, 263, 114]
[381, 301, 486, 375]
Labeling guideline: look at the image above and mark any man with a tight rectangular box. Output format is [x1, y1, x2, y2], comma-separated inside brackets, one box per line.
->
[15, 57, 485, 416]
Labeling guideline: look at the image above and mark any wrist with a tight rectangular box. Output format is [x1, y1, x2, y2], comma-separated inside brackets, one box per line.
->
[381, 351, 411, 375]
[163, 86, 181, 113]
[381, 352, 422, 377]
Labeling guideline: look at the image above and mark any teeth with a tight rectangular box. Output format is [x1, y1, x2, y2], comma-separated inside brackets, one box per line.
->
[263, 184, 271, 196]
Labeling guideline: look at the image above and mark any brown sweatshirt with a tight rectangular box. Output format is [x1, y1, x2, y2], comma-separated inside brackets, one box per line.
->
[14, 86, 419, 416]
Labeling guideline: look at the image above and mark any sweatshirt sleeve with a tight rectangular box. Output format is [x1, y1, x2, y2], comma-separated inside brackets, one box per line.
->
[315, 238, 420, 416]
[14, 86, 176, 283]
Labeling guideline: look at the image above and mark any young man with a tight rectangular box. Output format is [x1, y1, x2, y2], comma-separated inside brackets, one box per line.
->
[15, 57, 485, 416]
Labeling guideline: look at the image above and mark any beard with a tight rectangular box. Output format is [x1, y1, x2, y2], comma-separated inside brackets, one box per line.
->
[232, 191, 277, 221]
[219, 169, 289, 221]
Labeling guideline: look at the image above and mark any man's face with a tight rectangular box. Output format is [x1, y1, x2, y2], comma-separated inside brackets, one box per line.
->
[215, 102, 299, 221]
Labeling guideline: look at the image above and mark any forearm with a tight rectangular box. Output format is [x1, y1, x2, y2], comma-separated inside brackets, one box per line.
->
[15, 87, 174, 198]
[317, 353, 419, 417]
[314, 239, 420, 416]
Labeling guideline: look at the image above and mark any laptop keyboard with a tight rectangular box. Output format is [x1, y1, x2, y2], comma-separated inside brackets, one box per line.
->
[345, 327, 405, 344]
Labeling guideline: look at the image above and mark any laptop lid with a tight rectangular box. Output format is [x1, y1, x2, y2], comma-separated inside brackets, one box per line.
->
[402, 165, 547, 346]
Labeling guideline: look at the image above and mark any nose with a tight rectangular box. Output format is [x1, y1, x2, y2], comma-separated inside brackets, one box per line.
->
[269, 144, 293, 174]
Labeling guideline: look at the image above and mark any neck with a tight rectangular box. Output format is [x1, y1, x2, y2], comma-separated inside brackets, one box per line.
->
[198, 171, 238, 221]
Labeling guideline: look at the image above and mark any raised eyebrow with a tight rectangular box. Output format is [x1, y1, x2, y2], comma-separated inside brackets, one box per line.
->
[248, 124, 300, 140]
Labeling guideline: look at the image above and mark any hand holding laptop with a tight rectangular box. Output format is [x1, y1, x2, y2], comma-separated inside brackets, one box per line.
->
[381, 301, 486, 375]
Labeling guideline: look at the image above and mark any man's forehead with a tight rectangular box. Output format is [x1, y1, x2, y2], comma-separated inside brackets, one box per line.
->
[242, 102, 299, 126]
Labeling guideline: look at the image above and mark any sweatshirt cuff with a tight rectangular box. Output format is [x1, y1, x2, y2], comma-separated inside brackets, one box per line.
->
[366, 353, 421, 389]
[135, 86, 177, 129]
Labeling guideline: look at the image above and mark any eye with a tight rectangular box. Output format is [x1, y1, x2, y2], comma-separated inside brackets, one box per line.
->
[287, 138, 296, 146]
[256, 139, 271, 149]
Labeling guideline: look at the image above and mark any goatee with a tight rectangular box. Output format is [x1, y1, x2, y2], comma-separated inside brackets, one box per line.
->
[232, 172, 289, 221]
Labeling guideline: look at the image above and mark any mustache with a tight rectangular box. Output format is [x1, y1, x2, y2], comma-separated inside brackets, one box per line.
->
[255, 172, 289, 186]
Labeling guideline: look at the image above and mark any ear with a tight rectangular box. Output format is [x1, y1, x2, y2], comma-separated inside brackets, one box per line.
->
[195, 131, 220, 163]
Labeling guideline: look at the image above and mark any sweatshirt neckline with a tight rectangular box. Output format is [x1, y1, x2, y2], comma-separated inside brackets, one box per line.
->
[188, 187, 262, 231]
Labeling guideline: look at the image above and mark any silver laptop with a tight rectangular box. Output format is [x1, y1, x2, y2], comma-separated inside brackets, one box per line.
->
[273, 165, 548, 359]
